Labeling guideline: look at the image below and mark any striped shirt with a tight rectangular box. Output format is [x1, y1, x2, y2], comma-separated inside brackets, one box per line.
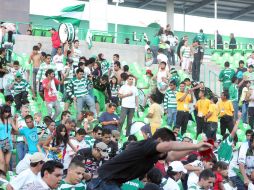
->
[181, 46, 191, 58]
[110, 84, 120, 97]
[69, 77, 90, 98]
[58, 180, 86, 190]
[63, 65, 75, 85]
[12, 79, 30, 95]
[36, 62, 57, 82]
[163, 89, 177, 109]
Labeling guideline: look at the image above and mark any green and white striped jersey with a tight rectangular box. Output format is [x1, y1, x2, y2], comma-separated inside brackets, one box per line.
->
[164, 89, 177, 110]
[11, 79, 30, 95]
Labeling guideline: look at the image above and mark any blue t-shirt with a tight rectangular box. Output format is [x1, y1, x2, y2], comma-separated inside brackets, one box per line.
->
[99, 112, 119, 131]
[19, 127, 39, 154]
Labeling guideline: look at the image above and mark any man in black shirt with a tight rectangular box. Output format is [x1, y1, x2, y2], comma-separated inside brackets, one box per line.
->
[87, 128, 211, 190]
[0, 48, 8, 93]
[77, 142, 108, 179]
[192, 40, 204, 82]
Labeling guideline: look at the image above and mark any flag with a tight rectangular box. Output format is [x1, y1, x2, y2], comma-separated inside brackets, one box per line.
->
[86, 30, 93, 49]
[46, 4, 85, 27]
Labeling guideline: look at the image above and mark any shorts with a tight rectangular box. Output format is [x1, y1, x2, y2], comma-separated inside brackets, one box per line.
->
[0, 78, 3, 89]
[0, 138, 13, 152]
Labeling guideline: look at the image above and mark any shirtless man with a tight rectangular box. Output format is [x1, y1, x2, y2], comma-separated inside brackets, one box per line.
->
[28, 45, 41, 92]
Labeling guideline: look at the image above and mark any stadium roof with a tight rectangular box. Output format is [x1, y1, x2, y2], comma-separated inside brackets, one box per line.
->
[105, 0, 254, 22]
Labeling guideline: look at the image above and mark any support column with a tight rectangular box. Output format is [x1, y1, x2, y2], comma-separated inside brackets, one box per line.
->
[89, 0, 108, 31]
[166, 0, 174, 29]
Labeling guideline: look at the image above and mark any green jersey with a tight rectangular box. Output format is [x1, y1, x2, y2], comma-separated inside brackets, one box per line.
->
[58, 180, 86, 190]
[217, 135, 233, 163]
[219, 68, 235, 90]
[101, 60, 110, 76]
[121, 179, 144, 190]
[229, 83, 238, 102]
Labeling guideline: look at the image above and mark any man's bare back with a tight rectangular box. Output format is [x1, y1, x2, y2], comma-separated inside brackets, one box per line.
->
[29, 53, 41, 68]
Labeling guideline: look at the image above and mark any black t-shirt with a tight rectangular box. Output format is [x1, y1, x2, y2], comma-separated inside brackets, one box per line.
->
[94, 140, 118, 160]
[77, 148, 101, 175]
[0, 56, 7, 78]
[98, 139, 165, 185]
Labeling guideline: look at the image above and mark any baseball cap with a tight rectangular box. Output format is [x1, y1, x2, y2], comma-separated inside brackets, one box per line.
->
[95, 142, 108, 158]
[169, 161, 187, 173]
[30, 152, 47, 163]
[15, 72, 22, 78]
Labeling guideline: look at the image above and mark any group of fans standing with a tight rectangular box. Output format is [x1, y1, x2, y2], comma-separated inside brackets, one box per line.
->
[0, 23, 253, 190]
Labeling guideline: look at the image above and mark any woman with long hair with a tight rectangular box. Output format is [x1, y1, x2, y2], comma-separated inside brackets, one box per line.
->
[43, 124, 77, 163]
[0, 105, 13, 172]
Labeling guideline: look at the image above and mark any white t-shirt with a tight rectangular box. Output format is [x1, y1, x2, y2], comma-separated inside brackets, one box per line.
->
[248, 90, 254, 107]
[53, 54, 64, 71]
[228, 142, 249, 177]
[26, 177, 51, 190]
[157, 53, 168, 64]
[64, 138, 89, 169]
[10, 168, 40, 190]
[187, 172, 199, 188]
[162, 177, 180, 190]
[73, 48, 82, 66]
[247, 58, 254, 67]
[119, 84, 138, 108]
[249, 183, 254, 190]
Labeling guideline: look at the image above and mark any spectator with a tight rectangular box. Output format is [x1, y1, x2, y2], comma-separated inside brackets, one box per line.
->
[180, 40, 192, 73]
[0, 105, 12, 172]
[49, 28, 61, 57]
[236, 60, 247, 99]
[247, 52, 254, 67]
[95, 128, 118, 160]
[164, 80, 177, 128]
[53, 47, 64, 93]
[26, 160, 64, 190]
[193, 29, 207, 46]
[73, 40, 82, 67]
[229, 77, 239, 121]
[219, 61, 235, 91]
[161, 161, 187, 190]
[85, 126, 102, 148]
[192, 40, 204, 82]
[7, 152, 46, 190]
[240, 80, 251, 124]
[58, 160, 86, 189]
[229, 33, 237, 50]
[0, 48, 8, 93]
[188, 169, 215, 190]
[118, 74, 139, 136]
[247, 87, 254, 128]
[112, 61, 123, 84]
[42, 69, 62, 120]
[77, 142, 109, 178]
[216, 30, 223, 50]
[69, 68, 96, 118]
[99, 103, 119, 131]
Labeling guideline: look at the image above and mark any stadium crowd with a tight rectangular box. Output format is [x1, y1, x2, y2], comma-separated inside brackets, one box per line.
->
[0, 23, 253, 190]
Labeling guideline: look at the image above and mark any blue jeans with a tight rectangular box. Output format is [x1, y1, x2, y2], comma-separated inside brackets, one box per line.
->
[242, 102, 248, 123]
[230, 176, 244, 190]
[167, 108, 177, 127]
[77, 95, 96, 117]
[16, 142, 28, 161]
[232, 101, 239, 121]
[87, 178, 120, 190]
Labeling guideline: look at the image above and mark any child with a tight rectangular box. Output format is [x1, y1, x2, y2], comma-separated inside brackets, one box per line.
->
[63, 128, 89, 170]
[43, 124, 77, 163]
[34, 113, 47, 141]
[81, 111, 95, 134]
[110, 76, 120, 106]
[28, 45, 41, 83]
[145, 48, 153, 67]
[9, 72, 36, 111]
[180, 40, 192, 73]
[53, 47, 64, 93]
[213, 161, 230, 190]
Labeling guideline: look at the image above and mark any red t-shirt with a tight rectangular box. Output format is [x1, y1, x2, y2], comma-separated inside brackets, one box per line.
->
[51, 31, 61, 48]
[155, 161, 166, 177]
[214, 172, 223, 190]
[42, 78, 60, 102]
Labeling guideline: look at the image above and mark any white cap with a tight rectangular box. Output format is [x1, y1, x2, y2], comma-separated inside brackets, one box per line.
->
[169, 161, 187, 174]
[30, 152, 47, 163]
